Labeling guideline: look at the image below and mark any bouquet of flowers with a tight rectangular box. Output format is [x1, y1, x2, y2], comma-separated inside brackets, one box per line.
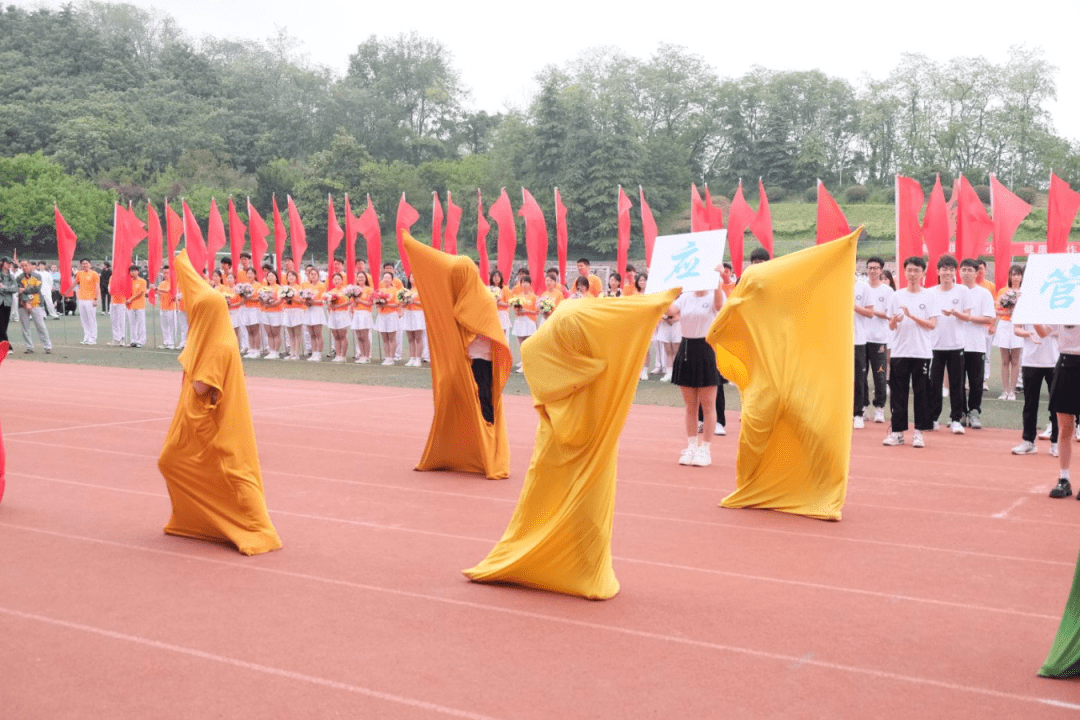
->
[372, 290, 391, 306]
[396, 288, 413, 306]
[999, 289, 1019, 310]
[324, 290, 339, 307]
[279, 285, 297, 302]
[508, 296, 525, 310]
[489, 286, 503, 302]
[257, 287, 276, 303]
[538, 297, 555, 315]
[235, 283, 254, 299]
[343, 284, 364, 299]
[299, 288, 317, 304]
[603, 290, 622, 298]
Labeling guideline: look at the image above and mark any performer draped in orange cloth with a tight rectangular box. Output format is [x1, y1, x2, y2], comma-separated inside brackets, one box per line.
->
[403, 233, 511, 479]
[157, 251, 282, 555]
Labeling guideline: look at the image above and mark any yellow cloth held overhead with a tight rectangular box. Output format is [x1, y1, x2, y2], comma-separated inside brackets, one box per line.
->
[403, 233, 511, 479]
[157, 251, 282, 555]
[464, 288, 680, 599]
[706, 228, 859, 521]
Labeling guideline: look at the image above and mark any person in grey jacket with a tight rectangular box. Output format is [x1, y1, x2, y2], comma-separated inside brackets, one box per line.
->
[0, 257, 17, 345]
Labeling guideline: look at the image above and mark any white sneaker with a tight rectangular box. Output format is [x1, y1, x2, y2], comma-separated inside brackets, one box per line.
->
[679, 443, 697, 466]
[691, 444, 712, 467]
[1039, 423, 1053, 440]
[932, 421, 939, 431]
[308, 353, 321, 362]
[1006, 392, 1016, 401]
[355, 356, 364, 364]
[333, 355, 346, 363]
[998, 392, 1009, 400]
[950, 421, 965, 435]
[360, 357, 370, 364]
[651, 367, 663, 374]
[266, 351, 280, 360]
[640, 368, 648, 380]
[882, 432, 904, 446]
[1051, 443, 1059, 457]
[382, 358, 395, 365]
[853, 416, 864, 429]
[912, 431, 925, 448]
[661, 370, 672, 383]
[873, 408, 885, 424]
[1012, 441, 1036, 455]
[715, 423, 726, 436]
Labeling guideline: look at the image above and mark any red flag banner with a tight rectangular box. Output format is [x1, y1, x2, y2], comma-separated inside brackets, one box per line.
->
[146, 203, 162, 303]
[895, 176, 925, 288]
[272, 195, 286, 276]
[54, 205, 77, 295]
[206, 198, 226, 273]
[344, 195, 358, 285]
[165, 200, 183, 295]
[617, 186, 632, 279]
[357, 195, 382, 284]
[921, 176, 949, 286]
[489, 188, 517, 281]
[519, 188, 549, 288]
[228, 197, 246, 278]
[182, 200, 208, 280]
[726, 181, 755, 275]
[477, 190, 491, 283]
[704, 185, 723, 230]
[748, 180, 774, 257]
[247, 199, 269, 283]
[639, 186, 658, 268]
[991, 175, 1032, 290]
[396, 193, 419, 276]
[432, 191, 444, 251]
[112, 205, 147, 296]
[444, 191, 461, 255]
[287, 195, 306, 277]
[955, 175, 992, 260]
[690, 184, 708, 232]
[1047, 171, 1080, 253]
[555, 188, 568, 288]
[326, 194, 344, 289]
[816, 181, 851, 244]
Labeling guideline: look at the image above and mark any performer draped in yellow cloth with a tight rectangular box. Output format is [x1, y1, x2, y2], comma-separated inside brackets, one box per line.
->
[705, 229, 859, 521]
[403, 233, 511, 479]
[464, 287, 680, 599]
[157, 251, 282, 555]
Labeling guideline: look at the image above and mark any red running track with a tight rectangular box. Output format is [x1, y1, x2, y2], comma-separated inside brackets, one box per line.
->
[1, 362, 1079, 718]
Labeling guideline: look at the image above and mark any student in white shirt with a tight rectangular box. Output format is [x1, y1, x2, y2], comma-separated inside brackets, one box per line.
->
[883, 256, 938, 448]
[861, 257, 894, 424]
[928, 255, 968, 433]
[853, 276, 873, 428]
[957, 259, 996, 429]
[1012, 324, 1059, 456]
[1038, 324, 1080, 498]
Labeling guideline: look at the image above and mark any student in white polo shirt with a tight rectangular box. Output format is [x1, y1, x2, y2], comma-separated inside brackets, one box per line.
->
[957, 258, 996, 429]
[1012, 324, 1059, 457]
[853, 274, 873, 428]
[861, 257, 894, 424]
[1040, 324, 1080, 498]
[883, 256, 938, 448]
[928, 255, 968, 433]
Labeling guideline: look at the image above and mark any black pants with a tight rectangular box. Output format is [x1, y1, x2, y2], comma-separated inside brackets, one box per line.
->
[963, 351, 985, 414]
[862, 342, 888, 410]
[853, 344, 867, 416]
[890, 357, 932, 432]
[930, 349, 966, 423]
[471, 359, 494, 424]
[101, 290, 110, 313]
[0, 303, 10, 343]
[1022, 366, 1058, 443]
[698, 376, 727, 427]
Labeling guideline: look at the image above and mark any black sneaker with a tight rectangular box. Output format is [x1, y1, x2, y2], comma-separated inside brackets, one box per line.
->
[1050, 480, 1073, 499]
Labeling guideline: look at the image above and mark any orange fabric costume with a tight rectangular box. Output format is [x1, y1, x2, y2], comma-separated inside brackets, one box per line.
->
[403, 233, 511, 479]
[157, 251, 282, 555]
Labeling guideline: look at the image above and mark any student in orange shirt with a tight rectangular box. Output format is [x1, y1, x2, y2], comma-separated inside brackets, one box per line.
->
[125, 265, 148, 348]
[605, 272, 623, 297]
[375, 270, 401, 364]
[236, 252, 254, 283]
[537, 270, 564, 327]
[576, 258, 602, 297]
[324, 272, 351, 363]
[402, 273, 426, 367]
[73, 258, 101, 344]
[259, 268, 284, 359]
[992, 264, 1025, 399]
[381, 262, 405, 361]
[221, 272, 244, 345]
[720, 263, 737, 297]
[281, 269, 306, 361]
[350, 270, 374, 363]
[490, 269, 511, 343]
[156, 265, 178, 349]
[107, 277, 127, 347]
[240, 266, 263, 358]
[622, 264, 638, 296]
[510, 275, 538, 372]
[302, 265, 326, 362]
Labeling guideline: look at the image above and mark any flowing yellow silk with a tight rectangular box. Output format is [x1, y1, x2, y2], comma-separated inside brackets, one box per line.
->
[403, 233, 512, 479]
[464, 288, 680, 599]
[157, 251, 282, 554]
[706, 229, 858, 521]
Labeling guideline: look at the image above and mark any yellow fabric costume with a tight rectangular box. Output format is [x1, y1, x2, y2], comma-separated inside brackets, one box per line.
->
[403, 233, 511, 479]
[157, 251, 282, 555]
[464, 288, 680, 599]
[706, 228, 858, 521]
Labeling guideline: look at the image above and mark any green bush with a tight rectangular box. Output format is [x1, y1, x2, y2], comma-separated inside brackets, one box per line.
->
[766, 186, 788, 202]
[803, 185, 817, 202]
[1017, 186, 1038, 204]
[844, 184, 870, 203]
[974, 184, 991, 204]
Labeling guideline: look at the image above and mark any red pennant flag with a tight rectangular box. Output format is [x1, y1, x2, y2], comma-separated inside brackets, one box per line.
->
[357, 195, 381, 284]
[247, 199, 269, 283]
[946, 183, 958, 241]
[165, 200, 183, 296]
[555, 188, 568, 288]
[182, 200, 208, 279]
[955, 175, 993, 260]
[617, 185, 633, 279]
[272, 195, 286, 276]
[396, 193, 419, 276]
[444, 191, 461, 255]
[227, 197, 246, 278]
[112, 204, 147, 296]
[639, 186, 658, 268]
[477, 190, 491, 282]
[344, 195, 358, 285]
[895, 176, 925, 288]
[489, 188, 517, 281]
[991, 175, 1032, 289]
[326, 194, 344, 289]
[519, 188, 549, 287]
[287, 195, 306, 276]
[690, 184, 708, 232]
[1047, 171, 1080, 253]
[726, 181, 755, 275]
[431, 192, 444, 251]
[703, 185, 723, 230]
[816, 180, 851, 244]
[146, 203, 162, 303]
[921, 176, 950, 286]
[54, 205, 78, 295]
[748, 180, 774, 257]
[206, 198, 226, 274]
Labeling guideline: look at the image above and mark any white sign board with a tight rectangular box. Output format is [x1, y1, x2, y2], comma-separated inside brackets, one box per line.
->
[644, 230, 726, 294]
[1011, 253, 1080, 324]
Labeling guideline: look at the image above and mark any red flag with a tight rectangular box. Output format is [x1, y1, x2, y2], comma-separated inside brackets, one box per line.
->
[555, 188, 568, 287]
[639, 186, 658, 268]
[519, 188, 549, 287]
[396, 193, 419, 276]
[489, 188, 517, 281]
[921, 176, 949, 286]
[748, 180, 774, 257]
[690, 184, 708, 232]
[247, 199, 269, 283]
[1047, 171, 1080, 253]
[477, 190, 491, 282]
[228, 197, 246, 278]
[726, 181, 755, 275]
[54, 205, 77, 295]
[444, 191, 461, 255]
[272, 195, 286, 276]
[111, 204, 147, 296]
[895, 176, 925, 288]
[955, 175, 993, 260]
[287, 195, 306, 276]
[991, 175, 1032, 290]
[344, 194, 358, 285]
[326, 194, 345, 289]
[816, 180, 850, 244]
[182, 200, 208, 279]
[431, 192, 444, 251]
[703, 185, 723, 230]
[946, 183, 958, 241]
[357, 195, 381, 284]
[146, 203, 162, 303]
[617, 185, 632, 279]
[165, 201, 183, 295]
[206, 198, 226, 273]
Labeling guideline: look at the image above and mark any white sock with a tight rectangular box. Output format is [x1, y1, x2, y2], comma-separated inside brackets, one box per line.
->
[1061, 470, 1071, 481]
[687, 437, 698, 448]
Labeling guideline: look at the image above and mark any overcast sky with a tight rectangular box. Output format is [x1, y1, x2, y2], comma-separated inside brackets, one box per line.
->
[14, 0, 1080, 143]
